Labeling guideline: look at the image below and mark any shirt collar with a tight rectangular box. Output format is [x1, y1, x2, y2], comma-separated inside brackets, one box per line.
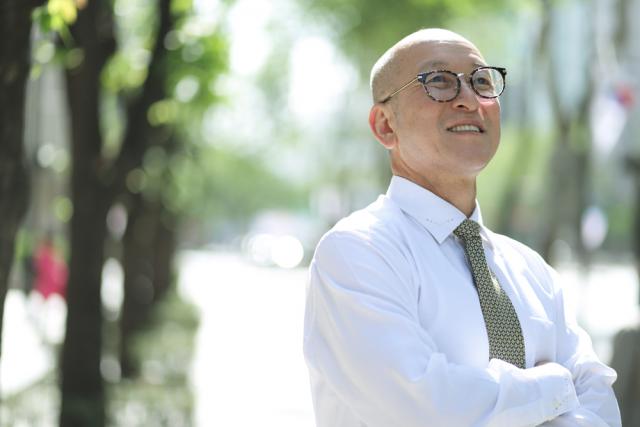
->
[386, 175, 485, 245]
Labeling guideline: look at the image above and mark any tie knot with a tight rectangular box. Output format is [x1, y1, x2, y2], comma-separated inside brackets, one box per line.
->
[453, 219, 481, 241]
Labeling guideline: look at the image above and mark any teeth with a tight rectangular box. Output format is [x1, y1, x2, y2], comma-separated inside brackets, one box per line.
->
[449, 124, 481, 133]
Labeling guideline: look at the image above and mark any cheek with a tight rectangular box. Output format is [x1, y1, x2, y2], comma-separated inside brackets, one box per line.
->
[488, 101, 501, 126]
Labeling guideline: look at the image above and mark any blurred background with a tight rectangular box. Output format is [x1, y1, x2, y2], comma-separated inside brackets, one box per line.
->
[1, 0, 640, 425]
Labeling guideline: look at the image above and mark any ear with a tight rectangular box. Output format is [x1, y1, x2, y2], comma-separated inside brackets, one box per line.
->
[368, 103, 398, 150]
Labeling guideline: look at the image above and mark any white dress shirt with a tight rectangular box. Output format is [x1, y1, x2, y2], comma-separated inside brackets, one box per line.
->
[303, 176, 621, 427]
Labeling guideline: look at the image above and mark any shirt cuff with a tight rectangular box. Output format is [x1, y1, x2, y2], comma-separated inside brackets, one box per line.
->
[538, 408, 611, 427]
[489, 359, 579, 423]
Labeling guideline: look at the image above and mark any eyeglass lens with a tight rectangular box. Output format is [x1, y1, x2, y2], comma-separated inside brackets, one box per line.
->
[424, 68, 504, 101]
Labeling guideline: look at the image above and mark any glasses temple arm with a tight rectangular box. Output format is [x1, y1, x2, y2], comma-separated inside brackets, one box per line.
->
[379, 76, 419, 103]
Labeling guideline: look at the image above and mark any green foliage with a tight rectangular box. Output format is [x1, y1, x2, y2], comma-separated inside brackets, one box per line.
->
[105, 0, 229, 120]
[102, 52, 149, 93]
[604, 202, 633, 251]
[30, 0, 79, 77]
[300, 0, 519, 76]
[32, 0, 78, 45]
[142, 143, 305, 224]
[478, 124, 554, 230]
[99, 0, 238, 229]
[120, 130, 305, 231]
[163, 23, 229, 121]
[171, 0, 193, 14]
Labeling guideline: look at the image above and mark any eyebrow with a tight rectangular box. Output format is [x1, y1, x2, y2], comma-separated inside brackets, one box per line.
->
[416, 60, 487, 72]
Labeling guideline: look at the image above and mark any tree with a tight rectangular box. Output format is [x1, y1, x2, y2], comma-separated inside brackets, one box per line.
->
[60, 0, 175, 424]
[118, 132, 175, 378]
[534, 0, 596, 264]
[60, 0, 235, 420]
[112, 0, 229, 377]
[0, 0, 44, 397]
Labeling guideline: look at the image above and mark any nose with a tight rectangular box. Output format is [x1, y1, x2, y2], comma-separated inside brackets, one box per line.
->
[453, 77, 480, 111]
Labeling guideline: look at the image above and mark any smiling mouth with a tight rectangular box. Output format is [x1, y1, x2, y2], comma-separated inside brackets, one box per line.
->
[447, 124, 484, 133]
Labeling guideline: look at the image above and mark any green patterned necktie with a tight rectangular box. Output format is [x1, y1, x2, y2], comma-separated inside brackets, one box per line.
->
[454, 219, 526, 368]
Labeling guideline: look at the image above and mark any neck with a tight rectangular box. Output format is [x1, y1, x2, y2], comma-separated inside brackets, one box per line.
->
[395, 172, 477, 217]
[389, 153, 480, 216]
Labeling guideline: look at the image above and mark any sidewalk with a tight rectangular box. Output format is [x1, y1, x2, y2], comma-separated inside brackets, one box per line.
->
[0, 290, 62, 397]
[555, 262, 640, 361]
[178, 250, 315, 427]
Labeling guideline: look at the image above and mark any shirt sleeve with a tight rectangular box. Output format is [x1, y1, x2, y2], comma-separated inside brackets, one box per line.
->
[303, 230, 580, 427]
[537, 265, 622, 427]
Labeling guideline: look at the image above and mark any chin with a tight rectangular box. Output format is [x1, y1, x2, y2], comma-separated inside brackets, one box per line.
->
[464, 146, 498, 165]
[456, 158, 492, 176]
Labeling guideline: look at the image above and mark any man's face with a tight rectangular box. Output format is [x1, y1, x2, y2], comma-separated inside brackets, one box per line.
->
[387, 39, 501, 185]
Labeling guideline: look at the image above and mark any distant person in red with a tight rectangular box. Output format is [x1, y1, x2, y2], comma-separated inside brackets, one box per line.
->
[33, 236, 68, 300]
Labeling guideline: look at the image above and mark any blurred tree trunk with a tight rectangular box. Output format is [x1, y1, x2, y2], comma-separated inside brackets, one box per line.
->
[119, 192, 157, 378]
[609, 1, 640, 423]
[119, 192, 179, 377]
[495, 23, 546, 236]
[571, 103, 594, 266]
[0, 0, 42, 386]
[119, 128, 178, 378]
[536, 0, 565, 262]
[537, 0, 594, 265]
[626, 157, 640, 304]
[61, 1, 115, 425]
[609, 0, 637, 303]
[115, 0, 176, 376]
[539, 125, 573, 262]
[152, 204, 177, 303]
[61, 0, 174, 424]
[610, 327, 640, 426]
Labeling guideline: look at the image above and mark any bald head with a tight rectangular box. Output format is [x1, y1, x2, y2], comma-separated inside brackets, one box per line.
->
[370, 28, 482, 103]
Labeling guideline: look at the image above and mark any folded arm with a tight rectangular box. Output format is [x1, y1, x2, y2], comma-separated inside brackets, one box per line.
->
[538, 266, 621, 427]
[304, 231, 580, 427]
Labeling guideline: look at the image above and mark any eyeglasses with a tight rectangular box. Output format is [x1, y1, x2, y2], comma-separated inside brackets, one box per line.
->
[380, 66, 507, 104]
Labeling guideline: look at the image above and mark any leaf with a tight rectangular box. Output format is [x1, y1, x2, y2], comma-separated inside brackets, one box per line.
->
[47, 0, 78, 24]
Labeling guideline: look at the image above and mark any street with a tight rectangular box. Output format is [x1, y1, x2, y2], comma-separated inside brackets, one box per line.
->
[178, 250, 315, 427]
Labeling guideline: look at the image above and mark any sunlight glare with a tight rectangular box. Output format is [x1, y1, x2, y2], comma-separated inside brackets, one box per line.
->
[288, 36, 354, 122]
[228, 0, 273, 74]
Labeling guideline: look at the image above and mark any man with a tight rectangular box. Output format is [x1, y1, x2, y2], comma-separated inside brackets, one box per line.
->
[303, 28, 621, 427]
